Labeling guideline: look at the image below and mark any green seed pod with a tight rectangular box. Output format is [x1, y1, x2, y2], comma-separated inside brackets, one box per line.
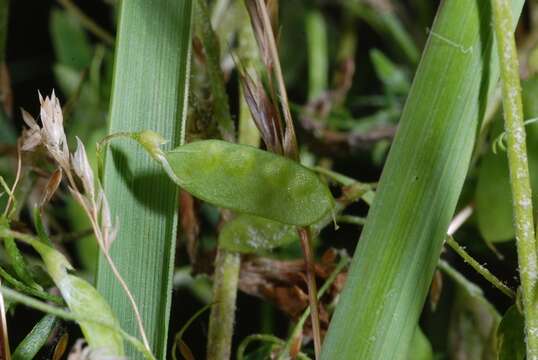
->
[160, 139, 334, 226]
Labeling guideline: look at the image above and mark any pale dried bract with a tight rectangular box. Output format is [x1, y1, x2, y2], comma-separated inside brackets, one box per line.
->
[21, 90, 70, 170]
[72, 137, 95, 199]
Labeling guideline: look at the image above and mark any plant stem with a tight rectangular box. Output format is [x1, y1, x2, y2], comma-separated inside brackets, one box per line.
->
[0, 264, 63, 305]
[206, 248, 240, 360]
[278, 252, 350, 360]
[445, 236, 514, 298]
[298, 227, 321, 359]
[492, 0, 538, 357]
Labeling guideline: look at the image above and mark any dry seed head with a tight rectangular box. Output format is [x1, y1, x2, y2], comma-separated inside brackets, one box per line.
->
[39, 90, 70, 169]
[21, 91, 70, 170]
[99, 188, 117, 250]
[72, 137, 95, 198]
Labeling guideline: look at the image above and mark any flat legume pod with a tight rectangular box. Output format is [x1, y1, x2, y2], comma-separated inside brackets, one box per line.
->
[164, 140, 334, 226]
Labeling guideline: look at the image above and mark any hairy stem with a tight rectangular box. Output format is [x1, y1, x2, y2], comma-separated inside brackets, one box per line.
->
[206, 248, 240, 360]
[492, 0, 538, 357]
[445, 236, 514, 298]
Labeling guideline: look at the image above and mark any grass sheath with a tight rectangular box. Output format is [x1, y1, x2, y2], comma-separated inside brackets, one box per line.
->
[492, 0, 538, 356]
[321, 1, 525, 359]
[96, 1, 193, 358]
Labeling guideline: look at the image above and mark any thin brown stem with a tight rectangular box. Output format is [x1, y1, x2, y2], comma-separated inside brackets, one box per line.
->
[298, 227, 321, 359]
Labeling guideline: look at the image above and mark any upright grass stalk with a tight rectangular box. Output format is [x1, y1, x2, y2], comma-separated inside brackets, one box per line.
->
[96, 1, 193, 358]
[321, 1, 525, 359]
[492, 0, 538, 356]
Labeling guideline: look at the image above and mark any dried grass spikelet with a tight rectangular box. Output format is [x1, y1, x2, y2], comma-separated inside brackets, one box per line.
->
[20, 92, 148, 350]
[21, 91, 70, 171]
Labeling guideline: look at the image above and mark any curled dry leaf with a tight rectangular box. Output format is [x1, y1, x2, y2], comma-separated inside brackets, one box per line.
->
[238, 249, 347, 339]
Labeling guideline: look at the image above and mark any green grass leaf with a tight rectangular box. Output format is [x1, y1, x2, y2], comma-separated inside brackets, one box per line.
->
[3, 229, 124, 355]
[95, 1, 193, 358]
[12, 315, 57, 360]
[321, 1, 525, 358]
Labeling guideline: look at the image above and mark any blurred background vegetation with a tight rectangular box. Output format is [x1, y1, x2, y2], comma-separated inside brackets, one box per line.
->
[4, 0, 538, 358]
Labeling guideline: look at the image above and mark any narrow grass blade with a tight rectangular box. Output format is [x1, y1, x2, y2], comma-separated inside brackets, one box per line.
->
[96, 1, 193, 358]
[321, 1, 524, 359]
[12, 315, 57, 360]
